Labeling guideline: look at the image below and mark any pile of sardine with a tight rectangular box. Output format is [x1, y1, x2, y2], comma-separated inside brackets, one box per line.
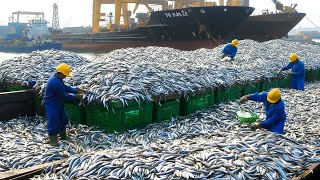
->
[32, 130, 319, 180]
[282, 83, 320, 147]
[26, 83, 320, 179]
[0, 116, 115, 172]
[69, 39, 320, 106]
[0, 50, 89, 90]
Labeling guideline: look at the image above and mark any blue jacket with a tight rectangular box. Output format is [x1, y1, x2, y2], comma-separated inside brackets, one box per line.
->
[43, 74, 77, 109]
[222, 43, 237, 59]
[281, 59, 305, 79]
[248, 92, 286, 134]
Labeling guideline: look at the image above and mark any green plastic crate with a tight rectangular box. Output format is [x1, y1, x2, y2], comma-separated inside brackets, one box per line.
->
[5, 85, 28, 92]
[309, 69, 320, 82]
[215, 85, 242, 104]
[277, 77, 291, 88]
[261, 78, 278, 91]
[315, 69, 320, 81]
[306, 69, 314, 82]
[85, 102, 153, 132]
[109, 99, 138, 108]
[65, 103, 85, 125]
[241, 82, 261, 96]
[153, 99, 180, 122]
[180, 92, 215, 116]
[0, 83, 4, 92]
[35, 94, 45, 116]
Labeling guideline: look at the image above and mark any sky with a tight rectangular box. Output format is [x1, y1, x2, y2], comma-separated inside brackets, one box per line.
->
[0, 0, 318, 30]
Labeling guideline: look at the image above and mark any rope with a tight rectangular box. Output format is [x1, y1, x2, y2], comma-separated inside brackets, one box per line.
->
[305, 16, 320, 30]
[192, 15, 222, 45]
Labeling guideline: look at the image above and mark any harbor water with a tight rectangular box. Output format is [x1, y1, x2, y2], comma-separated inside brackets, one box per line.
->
[313, 39, 320, 43]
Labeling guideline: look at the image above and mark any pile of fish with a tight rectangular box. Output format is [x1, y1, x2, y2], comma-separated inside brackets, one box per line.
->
[32, 131, 318, 180]
[0, 50, 89, 90]
[3, 83, 314, 179]
[69, 39, 320, 106]
[0, 116, 113, 172]
[0, 40, 319, 107]
[282, 83, 320, 147]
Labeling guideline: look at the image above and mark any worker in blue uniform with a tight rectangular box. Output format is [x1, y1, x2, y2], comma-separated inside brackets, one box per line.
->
[239, 88, 287, 134]
[221, 39, 238, 61]
[43, 63, 85, 146]
[280, 53, 305, 90]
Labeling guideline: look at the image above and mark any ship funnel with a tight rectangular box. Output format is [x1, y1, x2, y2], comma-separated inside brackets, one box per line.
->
[240, 0, 249, 6]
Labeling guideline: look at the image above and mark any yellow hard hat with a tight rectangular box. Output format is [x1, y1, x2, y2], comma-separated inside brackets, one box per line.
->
[231, 39, 238, 46]
[56, 63, 71, 77]
[267, 88, 281, 103]
[289, 53, 298, 62]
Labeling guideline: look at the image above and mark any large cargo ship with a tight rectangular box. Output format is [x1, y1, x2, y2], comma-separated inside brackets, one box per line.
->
[0, 11, 62, 53]
[52, 0, 305, 52]
[227, 3, 306, 42]
[53, 5, 254, 52]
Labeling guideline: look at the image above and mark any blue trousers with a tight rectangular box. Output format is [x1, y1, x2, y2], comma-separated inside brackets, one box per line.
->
[44, 105, 68, 136]
[290, 77, 305, 91]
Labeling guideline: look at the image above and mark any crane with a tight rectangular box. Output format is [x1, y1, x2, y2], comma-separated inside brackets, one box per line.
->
[270, 0, 297, 13]
[92, 0, 168, 33]
[271, 0, 283, 11]
[92, 0, 214, 33]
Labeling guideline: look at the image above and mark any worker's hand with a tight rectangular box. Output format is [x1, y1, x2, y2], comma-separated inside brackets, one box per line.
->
[239, 95, 249, 104]
[222, 56, 231, 61]
[75, 94, 84, 101]
[250, 123, 260, 131]
[76, 88, 87, 94]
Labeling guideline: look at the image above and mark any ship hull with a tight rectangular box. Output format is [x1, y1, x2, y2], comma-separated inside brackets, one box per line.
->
[229, 12, 306, 42]
[0, 42, 62, 53]
[54, 8, 306, 52]
[62, 40, 223, 53]
[53, 6, 254, 52]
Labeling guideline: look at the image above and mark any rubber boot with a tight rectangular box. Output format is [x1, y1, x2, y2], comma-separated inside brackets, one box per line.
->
[49, 135, 58, 146]
[59, 129, 67, 140]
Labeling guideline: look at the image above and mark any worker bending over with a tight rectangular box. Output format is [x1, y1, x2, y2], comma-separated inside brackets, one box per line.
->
[239, 88, 287, 134]
[280, 53, 305, 90]
[43, 63, 85, 146]
[221, 39, 238, 61]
